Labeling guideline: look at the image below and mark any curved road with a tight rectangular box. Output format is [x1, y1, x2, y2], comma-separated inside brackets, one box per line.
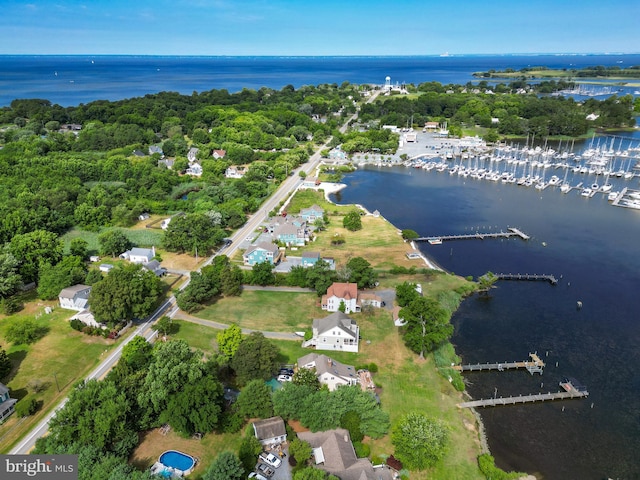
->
[9, 88, 381, 454]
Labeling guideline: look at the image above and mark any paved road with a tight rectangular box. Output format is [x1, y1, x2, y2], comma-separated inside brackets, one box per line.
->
[9, 88, 381, 455]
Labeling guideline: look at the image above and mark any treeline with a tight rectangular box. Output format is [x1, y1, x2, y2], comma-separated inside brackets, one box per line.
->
[475, 65, 640, 78]
[360, 81, 635, 137]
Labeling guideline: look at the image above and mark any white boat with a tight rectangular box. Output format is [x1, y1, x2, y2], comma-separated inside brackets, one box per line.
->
[600, 183, 613, 193]
[581, 188, 592, 197]
[560, 183, 571, 194]
[608, 191, 619, 201]
[427, 237, 443, 245]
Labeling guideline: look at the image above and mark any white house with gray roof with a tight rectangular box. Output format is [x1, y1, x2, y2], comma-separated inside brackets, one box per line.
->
[306, 311, 359, 352]
[297, 353, 359, 391]
[58, 284, 92, 311]
[252, 416, 287, 447]
[0, 383, 17, 424]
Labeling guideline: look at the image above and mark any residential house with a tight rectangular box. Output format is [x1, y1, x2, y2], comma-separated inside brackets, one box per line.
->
[423, 121, 439, 131]
[224, 165, 246, 179]
[187, 147, 199, 162]
[301, 252, 321, 267]
[300, 204, 324, 223]
[99, 264, 114, 273]
[308, 311, 359, 353]
[252, 416, 287, 447]
[185, 162, 203, 176]
[273, 222, 306, 247]
[0, 383, 17, 424]
[132, 149, 146, 157]
[120, 247, 155, 264]
[59, 123, 82, 133]
[297, 429, 393, 480]
[212, 149, 226, 159]
[148, 145, 164, 156]
[301, 176, 321, 188]
[243, 242, 282, 266]
[142, 260, 166, 277]
[328, 148, 348, 162]
[158, 158, 174, 169]
[138, 213, 150, 221]
[321, 282, 359, 314]
[59, 284, 92, 311]
[358, 292, 383, 308]
[297, 353, 359, 391]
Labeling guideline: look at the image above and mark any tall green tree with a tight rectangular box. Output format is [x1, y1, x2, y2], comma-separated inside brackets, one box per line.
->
[217, 324, 243, 361]
[235, 379, 274, 419]
[9, 229, 64, 284]
[395, 281, 420, 307]
[89, 264, 162, 326]
[0, 253, 22, 298]
[346, 256, 377, 289]
[250, 260, 275, 286]
[289, 438, 313, 464]
[400, 296, 452, 358]
[163, 213, 225, 255]
[98, 230, 133, 258]
[391, 412, 448, 470]
[292, 367, 320, 390]
[0, 346, 12, 380]
[202, 451, 244, 480]
[231, 332, 279, 385]
[342, 209, 362, 231]
[37, 255, 87, 300]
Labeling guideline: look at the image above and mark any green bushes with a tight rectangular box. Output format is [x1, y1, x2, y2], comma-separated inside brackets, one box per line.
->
[16, 397, 39, 417]
[477, 454, 525, 480]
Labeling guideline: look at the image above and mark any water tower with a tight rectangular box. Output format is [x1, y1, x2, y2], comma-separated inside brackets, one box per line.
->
[385, 76, 391, 91]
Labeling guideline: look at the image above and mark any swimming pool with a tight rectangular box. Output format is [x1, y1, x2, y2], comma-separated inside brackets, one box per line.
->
[158, 450, 196, 475]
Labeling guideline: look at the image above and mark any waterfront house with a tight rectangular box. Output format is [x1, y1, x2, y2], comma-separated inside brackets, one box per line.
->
[297, 353, 359, 391]
[59, 284, 92, 311]
[321, 282, 359, 314]
[302, 176, 321, 188]
[300, 204, 324, 223]
[243, 242, 282, 266]
[297, 429, 393, 480]
[252, 416, 287, 447]
[306, 311, 359, 353]
[0, 383, 17, 424]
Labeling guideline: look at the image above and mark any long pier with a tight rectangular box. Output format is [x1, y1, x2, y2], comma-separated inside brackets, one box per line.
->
[458, 380, 589, 408]
[417, 227, 529, 244]
[496, 273, 558, 285]
[453, 352, 545, 375]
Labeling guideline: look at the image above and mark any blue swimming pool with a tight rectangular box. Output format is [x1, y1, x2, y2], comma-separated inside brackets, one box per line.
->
[159, 450, 195, 474]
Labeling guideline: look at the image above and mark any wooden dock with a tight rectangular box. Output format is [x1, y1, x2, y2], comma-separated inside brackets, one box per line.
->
[417, 227, 529, 244]
[496, 273, 558, 285]
[453, 352, 545, 375]
[458, 380, 589, 408]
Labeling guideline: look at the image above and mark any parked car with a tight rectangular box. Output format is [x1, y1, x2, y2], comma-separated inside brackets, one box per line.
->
[248, 473, 268, 480]
[279, 368, 294, 376]
[277, 374, 292, 382]
[257, 462, 275, 477]
[259, 452, 282, 468]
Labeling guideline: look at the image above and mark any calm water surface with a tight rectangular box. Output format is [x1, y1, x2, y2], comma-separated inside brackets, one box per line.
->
[332, 155, 640, 479]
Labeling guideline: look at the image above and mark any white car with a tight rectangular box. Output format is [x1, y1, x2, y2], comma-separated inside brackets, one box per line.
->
[277, 374, 292, 382]
[259, 452, 282, 468]
[248, 473, 267, 480]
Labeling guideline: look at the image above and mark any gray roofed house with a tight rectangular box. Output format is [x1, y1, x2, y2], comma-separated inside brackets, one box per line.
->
[59, 284, 92, 311]
[307, 311, 359, 352]
[120, 247, 155, 264]
[187, 147, 200, 162]
[301, 251, 321, 267]
[252, 416, 287, 447]
[297, 429, 393, 480]
[0, 383, 17, 424]
[297, 353, 359, 391]
[142, 260, 166, 276]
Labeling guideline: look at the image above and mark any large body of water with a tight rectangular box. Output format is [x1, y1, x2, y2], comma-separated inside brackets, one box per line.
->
[3, 54, 640, 479]
[2, 53, 640, 107]
[331, 137, 640, 478]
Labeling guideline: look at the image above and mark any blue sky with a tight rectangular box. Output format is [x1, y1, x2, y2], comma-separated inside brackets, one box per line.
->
[1, 0, 638, 55]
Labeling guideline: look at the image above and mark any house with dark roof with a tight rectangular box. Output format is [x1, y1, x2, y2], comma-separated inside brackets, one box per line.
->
[59, 285, 92, 311]
[297, 429, 393, 480]
[301, 251, 321, 267]
[0, 383, 17, 424]
[297, 353, 359, 391]
[252, 416, 287, 447]
[243, 242, 282, 266]
[305, 311, 359, 352]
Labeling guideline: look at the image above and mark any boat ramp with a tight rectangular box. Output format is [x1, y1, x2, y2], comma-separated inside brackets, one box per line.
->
[417, 227, 529, 244]
[458, 379, 589, 409]
[453, 352, 545, 375]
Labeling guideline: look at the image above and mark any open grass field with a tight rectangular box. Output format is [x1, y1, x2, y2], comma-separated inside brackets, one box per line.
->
[0, 293, 120, 452]
[61, 226, 164, 254]
[194, 290, 324, 332]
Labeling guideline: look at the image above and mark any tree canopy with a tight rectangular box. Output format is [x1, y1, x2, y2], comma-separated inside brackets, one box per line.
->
[400, 296, 453, 358]
[391, 412, 448, 470]
[231, 332, 280, 386]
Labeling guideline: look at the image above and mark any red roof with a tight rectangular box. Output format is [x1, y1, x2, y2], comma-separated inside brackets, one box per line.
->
[326, 282, 357, 300]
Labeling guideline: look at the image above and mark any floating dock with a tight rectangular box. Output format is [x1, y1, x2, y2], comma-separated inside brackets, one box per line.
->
[417, 227, 529, 244]
[458, 380, 589, 408]
[496, 273, 558, 285]
[453, 352, 545, 375]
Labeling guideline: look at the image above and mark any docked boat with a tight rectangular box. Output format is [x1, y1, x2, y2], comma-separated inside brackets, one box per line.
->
[608, 191, 619, 201]
[560, 182, 571, 194]
[600, 183, 612, 193]
[581, 188, 593, 197]
[427, 237, 443, 245]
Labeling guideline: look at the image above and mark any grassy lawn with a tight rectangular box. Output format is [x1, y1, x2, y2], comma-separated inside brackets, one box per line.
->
[61, 226, 164, 254]
[194, 290, 324, 332]
[0, 293, 120, 453]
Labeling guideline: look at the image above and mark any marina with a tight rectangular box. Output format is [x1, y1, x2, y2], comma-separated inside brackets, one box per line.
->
[458, 379, 589, 409]
[453, 352, 545, 375]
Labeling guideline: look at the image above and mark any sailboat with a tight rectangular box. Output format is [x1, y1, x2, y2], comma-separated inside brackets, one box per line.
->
[560, 166, 571, 193]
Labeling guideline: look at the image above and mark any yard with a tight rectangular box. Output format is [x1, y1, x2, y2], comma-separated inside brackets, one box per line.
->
[0, 293, 120, 452]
